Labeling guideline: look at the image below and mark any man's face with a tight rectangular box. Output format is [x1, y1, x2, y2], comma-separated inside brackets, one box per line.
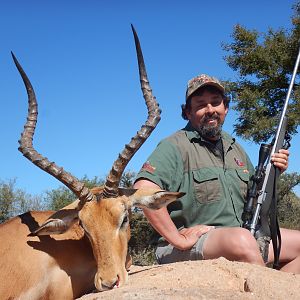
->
[186, 90, 228, 140]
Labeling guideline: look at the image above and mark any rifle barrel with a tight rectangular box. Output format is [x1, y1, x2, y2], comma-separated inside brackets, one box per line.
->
[270, 46, 300, 157]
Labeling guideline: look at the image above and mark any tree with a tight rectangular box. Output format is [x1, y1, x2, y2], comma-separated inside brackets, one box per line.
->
[0, 179, 14, 223]
[120, 170, 136, 188]
[0, 178, 44, 223]
[45, 186, 76, 211]
[45, 175, 105, 210]
[223, 2, 300, 232]
[222, 2, 300, 143]
[129, 212, 156, 265]
[45, 172, 136, 210]
[277, 173, 300, 229]
[0, 173, 156, 264]
[278, 172, 300, 198]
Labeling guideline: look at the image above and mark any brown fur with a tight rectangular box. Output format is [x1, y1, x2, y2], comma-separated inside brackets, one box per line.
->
[0, 187, 183, 299]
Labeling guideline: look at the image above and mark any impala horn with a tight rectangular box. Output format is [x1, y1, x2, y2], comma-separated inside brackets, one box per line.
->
[101, 25, 161, 199]
[12, 24, 160, 205]
[12, 52, 96, 209]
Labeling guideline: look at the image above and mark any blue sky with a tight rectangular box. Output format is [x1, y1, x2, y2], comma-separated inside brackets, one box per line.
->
[1, 0, 299, 196]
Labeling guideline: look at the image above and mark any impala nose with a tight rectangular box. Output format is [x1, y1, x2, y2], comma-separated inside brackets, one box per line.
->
[95, 275, 120, 291]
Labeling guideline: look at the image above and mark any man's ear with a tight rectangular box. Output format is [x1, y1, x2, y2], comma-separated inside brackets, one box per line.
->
[225, 106, 229, 115]
[184, 106, 192, 121]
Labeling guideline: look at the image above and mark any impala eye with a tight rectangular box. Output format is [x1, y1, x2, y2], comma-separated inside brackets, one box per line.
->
[121, 215, 129, 228]
[79, 220, 91, 237]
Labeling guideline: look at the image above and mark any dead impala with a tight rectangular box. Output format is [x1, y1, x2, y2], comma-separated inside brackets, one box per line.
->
[0, 26, 184, 300]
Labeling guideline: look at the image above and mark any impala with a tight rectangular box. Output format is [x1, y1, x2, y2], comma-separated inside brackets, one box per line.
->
[0, 26, 184, 300]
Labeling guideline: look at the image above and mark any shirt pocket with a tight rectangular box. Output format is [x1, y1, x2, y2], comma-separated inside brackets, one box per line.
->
[235, 169, 250, 200]
[192, 169, 221, 203]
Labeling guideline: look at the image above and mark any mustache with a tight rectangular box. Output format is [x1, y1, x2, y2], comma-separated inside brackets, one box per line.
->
[200, 113, 220, 123]
[197, 112, 222, 139]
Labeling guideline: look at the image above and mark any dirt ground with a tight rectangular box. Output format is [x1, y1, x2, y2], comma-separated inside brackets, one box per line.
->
[77, 257, 300, 300]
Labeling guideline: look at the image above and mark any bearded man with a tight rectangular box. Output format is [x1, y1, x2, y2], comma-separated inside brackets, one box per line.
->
[134, 74, 300, 274]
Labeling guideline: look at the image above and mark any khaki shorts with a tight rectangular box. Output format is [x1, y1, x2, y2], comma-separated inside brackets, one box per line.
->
[155, 231, 210, 264]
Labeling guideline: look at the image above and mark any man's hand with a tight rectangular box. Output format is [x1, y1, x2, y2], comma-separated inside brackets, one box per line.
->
[174, 225, 214, 251]
[271, 149, 289, 173]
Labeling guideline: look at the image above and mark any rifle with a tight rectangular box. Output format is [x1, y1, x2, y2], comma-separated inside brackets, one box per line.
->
[242, 47, 300, 268]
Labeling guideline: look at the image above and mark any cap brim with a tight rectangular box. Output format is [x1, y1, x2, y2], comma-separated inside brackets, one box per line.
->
[200, 82, 225, 93]
[186, 81, 225, 100]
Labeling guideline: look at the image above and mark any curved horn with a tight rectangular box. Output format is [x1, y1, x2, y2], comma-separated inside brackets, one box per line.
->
[12, 52, 95, 207]
[101, 25, 161, 198]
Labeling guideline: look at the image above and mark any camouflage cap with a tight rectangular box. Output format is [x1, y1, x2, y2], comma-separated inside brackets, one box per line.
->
[185, 74, 225, 100]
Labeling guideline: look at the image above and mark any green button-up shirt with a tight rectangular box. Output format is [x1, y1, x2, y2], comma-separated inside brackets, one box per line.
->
[136, 123, 255, 242]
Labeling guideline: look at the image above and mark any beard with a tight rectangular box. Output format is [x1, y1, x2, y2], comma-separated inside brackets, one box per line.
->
[196, 113, 223, 140]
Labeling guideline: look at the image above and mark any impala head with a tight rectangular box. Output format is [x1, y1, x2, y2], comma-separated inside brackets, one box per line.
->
[13, 25, 184, 291]
[78, 187, 183, 290]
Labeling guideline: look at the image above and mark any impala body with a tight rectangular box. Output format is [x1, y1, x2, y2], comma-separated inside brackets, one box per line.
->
[0, 187, 182, 299]
[0, 26, 184, 299]
[0, 208, 96, 299]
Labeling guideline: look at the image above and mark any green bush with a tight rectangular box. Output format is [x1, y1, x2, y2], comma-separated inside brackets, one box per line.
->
[278, 173, 300, 230]
[129, 211, 157, 266]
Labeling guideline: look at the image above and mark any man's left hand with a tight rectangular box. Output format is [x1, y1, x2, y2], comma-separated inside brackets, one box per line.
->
[271, 149, 289, 173]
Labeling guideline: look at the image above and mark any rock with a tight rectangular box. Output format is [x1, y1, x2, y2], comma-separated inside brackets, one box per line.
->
[77, 257, 300, 300]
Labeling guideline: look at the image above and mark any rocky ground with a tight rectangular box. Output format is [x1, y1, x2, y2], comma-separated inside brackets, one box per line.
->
[77, 257, 300, 300]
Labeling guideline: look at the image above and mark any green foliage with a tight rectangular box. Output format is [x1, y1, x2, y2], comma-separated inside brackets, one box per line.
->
[0, 178, 44, 223]
[278, 172, 300, 198]
[278, 192, 300, 230]
[81, 175, 105, 189]
[0, 179, 14, 223]
[44, 172, 136, 211]
[278, 172, 300, 229]
[222, 3, 300, 143]
[0, 174, 157, 264]
[129, 211, 156, 265]
[120, 170, 136, 188]
[130, 247, 156, 266]
[1, 170, 298, 264]
[45, 175, 105, 210]
[45, 186, 76, 210]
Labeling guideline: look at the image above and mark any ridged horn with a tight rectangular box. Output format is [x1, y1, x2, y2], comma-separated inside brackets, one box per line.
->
[101, 25, 161, 198]
[12, 52, 95, 207]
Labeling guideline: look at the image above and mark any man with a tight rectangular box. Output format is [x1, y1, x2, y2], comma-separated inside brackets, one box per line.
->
[134, 74, 300, 273]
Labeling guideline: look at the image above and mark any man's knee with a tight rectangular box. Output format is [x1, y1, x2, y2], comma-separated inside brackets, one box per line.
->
[229, 228, 264, 264]
[233, 228, 263, 264]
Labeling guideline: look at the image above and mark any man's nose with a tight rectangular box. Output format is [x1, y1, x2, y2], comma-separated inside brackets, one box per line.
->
[205, 103, 214, 114]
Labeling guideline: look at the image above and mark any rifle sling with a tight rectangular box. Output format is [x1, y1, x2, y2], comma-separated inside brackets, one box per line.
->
[269, 166, 282, 269]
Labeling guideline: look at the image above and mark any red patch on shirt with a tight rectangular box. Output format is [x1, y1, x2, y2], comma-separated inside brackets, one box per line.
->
[141, 161, 156, 173]
[234, 157, 245, 167]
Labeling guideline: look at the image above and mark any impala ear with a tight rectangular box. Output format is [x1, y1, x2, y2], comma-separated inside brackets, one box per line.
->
[28, 209, 79, 236]
[128, 189, 185, 210]
[118, 187, 138, 197]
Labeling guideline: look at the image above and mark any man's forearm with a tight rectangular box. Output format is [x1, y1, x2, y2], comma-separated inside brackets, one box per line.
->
[143, 206, 183, 247]
[134, 179, 194, 250]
